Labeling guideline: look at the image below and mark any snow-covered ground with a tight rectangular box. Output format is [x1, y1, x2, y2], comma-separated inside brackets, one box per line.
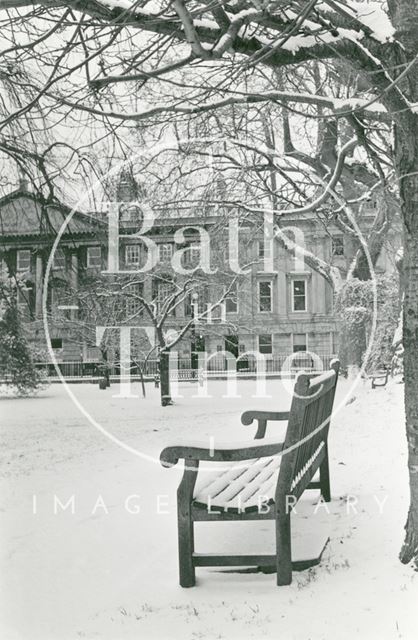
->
[0, 377, 416, 639]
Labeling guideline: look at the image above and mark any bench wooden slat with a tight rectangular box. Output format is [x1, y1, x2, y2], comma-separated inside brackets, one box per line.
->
[193, 553, 277, 567]
[193, 552, 326, 571]
[193, 457, 281, 512]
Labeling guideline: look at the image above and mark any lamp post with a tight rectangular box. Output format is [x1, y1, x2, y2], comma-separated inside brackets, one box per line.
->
[190, 292, 199, 371]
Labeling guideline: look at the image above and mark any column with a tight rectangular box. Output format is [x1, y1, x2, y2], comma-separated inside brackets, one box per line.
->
[70, 252, 79, 320]
[35, 253, 43, 318]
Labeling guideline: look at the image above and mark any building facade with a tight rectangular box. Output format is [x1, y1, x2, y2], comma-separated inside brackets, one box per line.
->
[0, 181, 396, 373]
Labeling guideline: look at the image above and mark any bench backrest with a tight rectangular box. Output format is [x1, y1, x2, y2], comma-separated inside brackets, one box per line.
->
[276, 359, 340, 502]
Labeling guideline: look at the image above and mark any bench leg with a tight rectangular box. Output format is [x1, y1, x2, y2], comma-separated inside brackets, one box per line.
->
[276, 513, 292, 586]
[178, 503, 196, 587]
[320, 448, 331, 502]
[177, 463, 198, 588]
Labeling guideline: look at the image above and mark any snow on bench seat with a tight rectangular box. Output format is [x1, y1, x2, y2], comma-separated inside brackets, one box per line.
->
[193, 440, 325, 513]
[193, 456, 281, 513]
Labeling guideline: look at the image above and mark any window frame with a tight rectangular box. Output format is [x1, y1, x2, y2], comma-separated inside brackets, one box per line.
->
[258, 333, 273, 355]
[87, 246, 102, 268]
[158, 243, 173, 264]
[125, 282, 144, 317]
[291, 279, 307, 312]
[51, 337, 63, 350]
[125, 244, 141, 267]
[292, 332, 308, 353]
[257, 238, 272, 260]
[225, 282, 238, 314]
[16, 249, 31, 272]
[156, 279, 174, 314]
[17, 283, 28, 306]
[52, 248, 66, 270]
[183, 242, 201, 267]
[258, 280, 273, 313]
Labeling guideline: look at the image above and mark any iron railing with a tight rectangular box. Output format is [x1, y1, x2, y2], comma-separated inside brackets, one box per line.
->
[32, 353, 337, 381]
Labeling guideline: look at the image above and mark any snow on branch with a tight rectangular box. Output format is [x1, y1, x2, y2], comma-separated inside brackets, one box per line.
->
[50, 87, 386, 123]
[320, 0, 395, 44]
[277, 137, 358, 217]
[274, 224, 343, 291]
[172, 0, 211, 59]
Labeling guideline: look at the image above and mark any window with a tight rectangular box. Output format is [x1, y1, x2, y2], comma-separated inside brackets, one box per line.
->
[332, 237, 344, 256]
[126, 283, 143, 317]
[17, 281, 34, 318]
[125, 245, 141, 267]
[259, 334, 273, 354]
[17, 284, 28, 305]
[293, 333, 307, 353]
[225, 334, 239, 357]
[50, 278, 70, 309]
[292, 280, 307, 312]
[183, 243, 200, 267]
[16, 249, 30, 272]
[185, 294, 193, 317]
[258, 281, 272, 312]
[258, 239, 271, 260]
[156, 280, 173, 313]
[53, 249, 66, 270]
[185, 289, 207, 317]
[51, 338, 63, 350]
[225, 283, 238, 313]
[159, 243, 173, 263]
[87, 246, 101, 268]
[119, 203, 143, 225]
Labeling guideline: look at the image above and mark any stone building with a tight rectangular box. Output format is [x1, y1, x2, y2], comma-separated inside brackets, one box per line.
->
[0, 179, 396, 372]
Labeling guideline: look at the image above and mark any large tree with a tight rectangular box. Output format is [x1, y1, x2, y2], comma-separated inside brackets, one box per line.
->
[1, 0, 417, 565]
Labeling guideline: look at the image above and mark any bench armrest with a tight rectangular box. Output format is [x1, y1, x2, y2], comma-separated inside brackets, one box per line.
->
[241, 410, 290, 425]
[241, 410, 289, 439]
[160, 438, 284, 467]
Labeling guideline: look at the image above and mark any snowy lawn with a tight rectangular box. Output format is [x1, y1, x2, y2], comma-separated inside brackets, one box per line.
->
[0, 377, 416, 640]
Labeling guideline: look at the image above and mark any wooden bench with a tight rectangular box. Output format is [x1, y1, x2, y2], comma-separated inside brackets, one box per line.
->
[165, 369, 205, 383]
[160, 359, 340, 587]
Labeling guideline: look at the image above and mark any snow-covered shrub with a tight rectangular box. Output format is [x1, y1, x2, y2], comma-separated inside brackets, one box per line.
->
[335, 275, 400, 372]
[0, 276, 47, 396]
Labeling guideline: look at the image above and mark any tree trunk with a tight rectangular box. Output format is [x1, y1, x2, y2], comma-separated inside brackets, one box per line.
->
[138, 363, 146, 398]
[394, 114, 418, 567]
[100, 347, 111, 387]
[159, 350, 172, 406]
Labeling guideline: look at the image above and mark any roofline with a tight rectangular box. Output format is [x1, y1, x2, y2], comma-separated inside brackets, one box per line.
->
[0, 188, 105, 225]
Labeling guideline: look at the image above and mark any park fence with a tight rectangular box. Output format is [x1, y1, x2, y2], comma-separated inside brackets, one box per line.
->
[32, 353, 337, 383]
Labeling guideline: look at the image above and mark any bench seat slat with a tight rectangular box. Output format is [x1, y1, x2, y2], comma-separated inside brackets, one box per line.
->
[193, 442, 325, 513]
[193, 456, 281, 512]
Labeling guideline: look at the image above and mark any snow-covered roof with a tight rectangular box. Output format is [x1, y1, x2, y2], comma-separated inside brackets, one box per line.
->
[0, 191, 103, 239]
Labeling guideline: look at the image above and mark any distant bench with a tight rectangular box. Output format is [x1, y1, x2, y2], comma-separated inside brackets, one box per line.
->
[370, 368, 389, 389]
[160, 360, 340, 587]
[154, 370, 204, 386]
[169, 369, 203, 382]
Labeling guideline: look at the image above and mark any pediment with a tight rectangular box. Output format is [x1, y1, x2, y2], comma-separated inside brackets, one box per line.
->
[0, 192, 101, 238]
